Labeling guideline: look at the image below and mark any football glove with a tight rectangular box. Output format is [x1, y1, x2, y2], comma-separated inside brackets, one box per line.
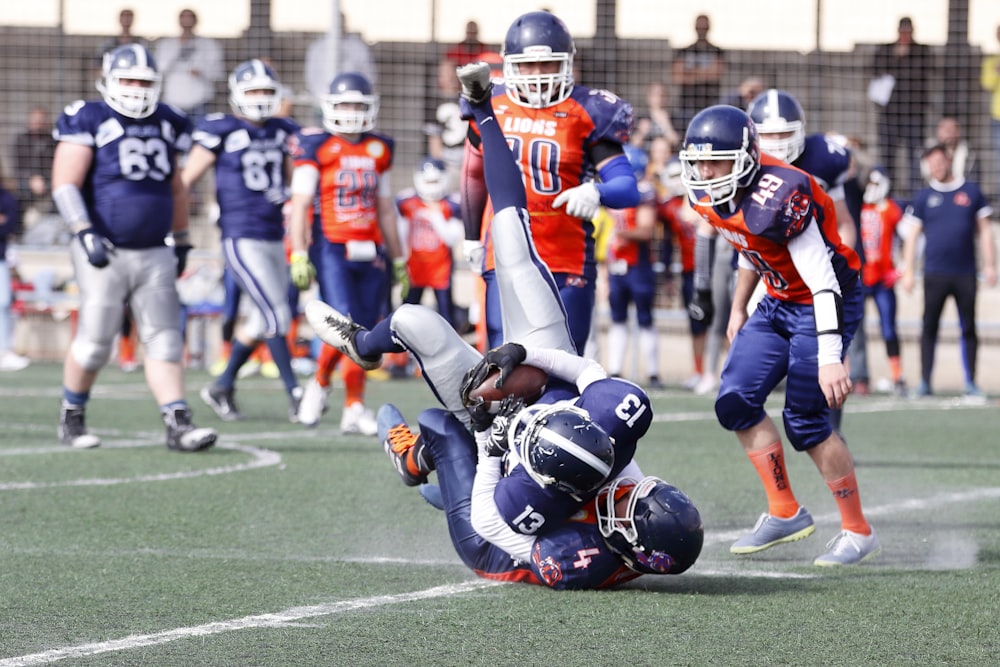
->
[459, 342, 527, 405]
[289, 252, 315, 290]
[392, 258, 410, 300]
[76, 228, 115, 268]
[552, 182, 601, 220]
[687, 288, 714, 326]
[466, 396, 495, 433]
[485, 396, 524, 457]
[174, 243, 192, 277]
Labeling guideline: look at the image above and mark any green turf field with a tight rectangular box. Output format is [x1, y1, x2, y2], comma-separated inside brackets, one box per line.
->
[2, 362, 998, 666]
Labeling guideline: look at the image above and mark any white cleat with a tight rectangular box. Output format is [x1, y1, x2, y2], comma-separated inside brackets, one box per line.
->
[340, 402, 378, 436]
[304, 301, 382, 371]
[297, 378, 329, 428]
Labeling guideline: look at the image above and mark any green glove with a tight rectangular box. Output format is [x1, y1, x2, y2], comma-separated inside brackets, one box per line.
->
[290, 252, 315, 290]
[392, 258, 410, 300]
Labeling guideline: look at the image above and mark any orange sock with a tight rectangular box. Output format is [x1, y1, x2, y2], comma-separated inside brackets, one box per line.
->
[826, 471, 871, 535]
[342, 359, 366, 405]
[747, 441, 801, 518]
[315, 344, 342, 389]
[888, 355, 902, 383]
[119, 333, 135, 364]
[693, 354, 704, 375]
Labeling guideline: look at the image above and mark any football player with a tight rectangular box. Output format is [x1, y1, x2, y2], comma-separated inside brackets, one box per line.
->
[461, 11, 639, 353]
[306, 63, 661, 548]
[679, 104, 880, 566]
[602, 148, 662, 388]
[395, 157, 463, 324]
[287, 72, 407, 434]
[858, 168, 907, 395]
[52, 44, 216, 452]
[181, 59, 303, 423]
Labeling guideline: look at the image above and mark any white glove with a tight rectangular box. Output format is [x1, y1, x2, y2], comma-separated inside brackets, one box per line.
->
[552, 182, 601, 220]
[463, 239, 485, 275]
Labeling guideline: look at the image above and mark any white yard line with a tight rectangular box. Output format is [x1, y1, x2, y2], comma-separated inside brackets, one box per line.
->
[0, 581, 501, 667]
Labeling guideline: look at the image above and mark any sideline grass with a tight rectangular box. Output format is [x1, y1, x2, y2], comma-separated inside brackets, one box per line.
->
[1, 362, 998, 665]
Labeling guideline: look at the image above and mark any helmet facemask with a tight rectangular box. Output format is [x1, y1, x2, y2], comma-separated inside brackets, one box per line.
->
[98, 46, 161, 119]
[321, 92, 379, 134]
[502, 50, 574, 109]
[229, 60, 282, 122]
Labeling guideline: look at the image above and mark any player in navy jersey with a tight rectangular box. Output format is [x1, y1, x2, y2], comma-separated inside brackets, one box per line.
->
[900, 144, 996, 398]
[52, 44, 216, 452]
[680, 105, 880, 566]
[181, 59, 304, 423]
[304, 63, 702, 587]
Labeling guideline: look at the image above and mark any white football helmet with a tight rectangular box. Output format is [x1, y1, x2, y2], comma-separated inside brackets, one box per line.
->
[863, 168, 891, 204]
[98, 44, 162, 119]
[746, 89, 807, 164]
[321, 72, 379, 134]
[229, 59, 282, 122]
[413, 157, 448, 202]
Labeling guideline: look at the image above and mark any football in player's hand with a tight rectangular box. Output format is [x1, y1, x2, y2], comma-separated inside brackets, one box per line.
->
[467, 364, 548, 405]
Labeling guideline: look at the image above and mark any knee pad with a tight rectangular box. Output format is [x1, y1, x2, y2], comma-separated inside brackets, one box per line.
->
[143, 327, 184, 362]
[715, 389, 766, 432]
[71, 338, 113, 372]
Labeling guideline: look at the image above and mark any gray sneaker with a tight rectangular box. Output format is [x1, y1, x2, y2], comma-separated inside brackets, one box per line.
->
[814, 529, 881, 566]
[730, 507, 816, 554]
[303, 301, 381, 370]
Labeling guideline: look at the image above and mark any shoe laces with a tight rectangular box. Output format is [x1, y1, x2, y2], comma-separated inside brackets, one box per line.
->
[324, 313, 358, 338]
[386, 423, 418, 454]
[825, 530, 862, 555]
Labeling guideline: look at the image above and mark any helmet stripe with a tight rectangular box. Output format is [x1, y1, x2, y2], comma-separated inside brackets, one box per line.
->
[536, 425, 613, 476]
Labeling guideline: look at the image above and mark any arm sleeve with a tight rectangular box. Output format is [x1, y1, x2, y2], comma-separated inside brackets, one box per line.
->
[693, 231, 716, 291]
[522, 346, 607, 393]
[788, 219, 844, 365]
[470, 433, 535, 562]
[594, 154, 640, 209]
[460, 141, 487, 242]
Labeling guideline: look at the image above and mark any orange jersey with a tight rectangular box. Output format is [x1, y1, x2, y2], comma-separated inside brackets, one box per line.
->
[607, 182, 657, 267]
[693, 154, 860, 303]
[659, 195, 696, 272]
[293, 129, 394, 244]
[860, 199, 904, 287]
[396, 192, 460, 290]
[470, 84, 633, 275]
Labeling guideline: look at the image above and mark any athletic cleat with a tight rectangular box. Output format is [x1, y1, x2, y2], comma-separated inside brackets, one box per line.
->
[162, 406, 217, 452]
[377, 404, 428, 486]
[288, 386, 304, 424]
[304, 301, 381, 371]
[456, 61, 494, 105]
[814, 528, 881, 566]
[59, 404, 101, 449]
[340, 401, 377, 436]
[297, 379, 329, 427]
[200, 384, 244, 422]
[730, 507, 816, 554]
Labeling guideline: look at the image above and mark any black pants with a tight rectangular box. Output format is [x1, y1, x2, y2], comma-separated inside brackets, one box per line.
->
[921, 273, 978, 386]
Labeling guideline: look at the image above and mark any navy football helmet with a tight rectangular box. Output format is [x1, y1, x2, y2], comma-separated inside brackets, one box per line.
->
[321, 72, 379, 134]
[98, 44, 162, 119]
[509, 403, 614, 497]
[598, 476, 704, 574]
[679, 105, 761, 206]
[413, 157, 448, 202]
[502, 11, 576, 108]
[863, 167, 891, 204]
[229, 59, 282, 122]
[746, 89, 806, 164]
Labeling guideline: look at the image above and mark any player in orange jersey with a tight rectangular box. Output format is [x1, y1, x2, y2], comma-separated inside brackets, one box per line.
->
[460, 11, 639, 353]
[287, 72, 407, 435]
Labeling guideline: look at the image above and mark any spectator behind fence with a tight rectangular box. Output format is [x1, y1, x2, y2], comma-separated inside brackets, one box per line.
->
[154, 8, 223, 124]
[670, 14, 725, 133]
[870, 16, 934, 198]
[629, 81, 681, 153]
[10, 107, 56, 229]
[922, 116, 977, 182]
[982, 25, 1000, 187]
[900, 144, 997, 399]
[444, 20, 488, 67]
[719, 76, 764, 110]
[95, 8, 147, 66]
[1, 170, 29, 372]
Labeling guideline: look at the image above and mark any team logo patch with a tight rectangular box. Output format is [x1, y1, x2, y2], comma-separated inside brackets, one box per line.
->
[954, 191, 971, 207]
[635, 549, 675, 574]
[366, 140, 385, 159]
[782, 191, 811, 237]
[533, 544, 564, 585]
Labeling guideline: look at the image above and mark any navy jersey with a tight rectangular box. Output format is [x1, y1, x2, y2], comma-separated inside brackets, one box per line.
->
[908, 181, 992, 275]
[192, 113, 300, 241]
[793, 134, 851, 193]
[54, 100, 191, 249]
[493, 377, 652, 537]
[696, 154, 861, 303]
[529, 515, 640, 590]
